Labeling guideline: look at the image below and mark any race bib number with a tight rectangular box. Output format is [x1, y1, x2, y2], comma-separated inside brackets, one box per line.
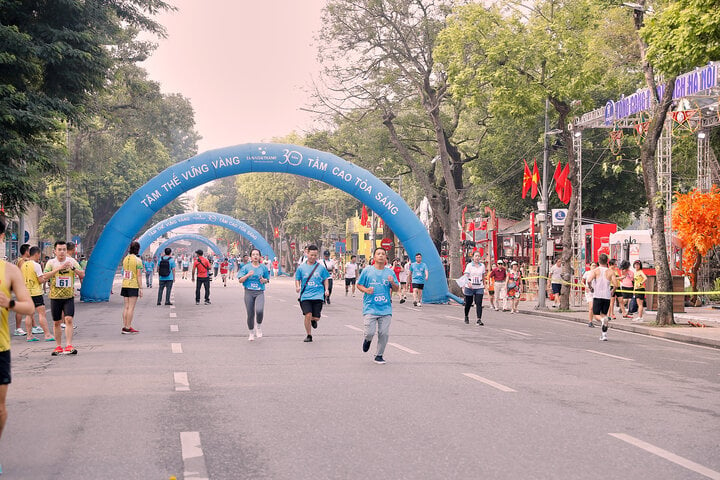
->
[249, 282, 260, 290]
[56, 275, 72, 288]
[123, 269, 132, 280]
[471, 276, 483, 286]
[373, 295, 388, 303]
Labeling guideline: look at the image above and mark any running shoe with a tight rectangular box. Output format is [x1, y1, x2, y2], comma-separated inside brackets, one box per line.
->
[476, 319, 484, 326]
[464, 316, 469, 324]
[634, 317, 644, 322]
[121, 327, 139, 334]
[363, 338, 372, 352]
[157, 302, 161, 305]
[13, 328, 26, 336]
[51, 346, 64, 356]
[413, 301, 417, 306]
[27, 337, 39, 342]
[32, 326, 44, 334]
[311, 319, 317, 329]
[248, 332, 255, 341]
[204, 300, 211, 305]
[399, 298, 405, 304]
[418, 302, 422, 307]
[373, 355, 386, 364]
[600, 333, 608, 341]
[65, 345, 78, 354]
[304, 335, 313, 342]
[196, 301, 200, 305]
[256, 327, 262, 338]
[165, 302, 173, 306]
[588, 321, 595, 328]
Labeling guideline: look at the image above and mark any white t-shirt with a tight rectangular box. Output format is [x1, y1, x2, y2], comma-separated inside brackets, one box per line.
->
[549, 264, 563, 284]
[344, 262, 358, 279]
[582, 269, 594, 300]
[321, 258, 336, 274]
[464, 262, 486, 288]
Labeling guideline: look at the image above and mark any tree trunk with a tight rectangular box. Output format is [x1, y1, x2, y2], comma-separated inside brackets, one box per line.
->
[552, 105, 575, 311]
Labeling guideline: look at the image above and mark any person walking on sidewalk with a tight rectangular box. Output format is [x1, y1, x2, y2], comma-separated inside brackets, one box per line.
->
[44, 241, 84, 355]
[156, 248, 176, 306]
[409, 253, 428, 307]
[295, 245, 330, 343]
[463, 251, 485, 325]
[587, 254, 618, 341]
[0, 219, 35, 474]
[237, 249, 270, 341]
[582, 262, 598, 327]
[192, 250, 212, 305]
[489, 260, 508, 311]
[120, 241, 143, 334]
[632, 261, 648, 322]
[357, 247, 399, 364]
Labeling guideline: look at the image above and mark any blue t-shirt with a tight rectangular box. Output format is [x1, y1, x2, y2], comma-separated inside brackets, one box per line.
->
[358, 266, 395, 316]
[213, 259, 220, 269]
[143, 260, 154, 272]
[158, 256, 176, 281]
[237, 262, 270, 290]
[295, 261, 330, 301]
[410, 262, 428, 284]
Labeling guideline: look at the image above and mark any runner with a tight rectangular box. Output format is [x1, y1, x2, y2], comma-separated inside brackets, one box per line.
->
[582, 262, 598, 327]
[587, 254, 618, 341]
[321, 250, 336, 304]
[192, 250, 212, 305]
[409, 253, 428, 307]
[463, 251, 485, 325]
[0, 219, 35, 474]
[143, 255, 154, 288]
[156, 247, 176, 306]
[237, 249, 270, 341]
[357, 247, 399, 364]
[220, 257, 229, 287]
[295, 245, 330, 343]
[12, 244, 30, 337]
[212, 256, 220, 279]
[391, 258, 402, 299]
[44, 241, 84, 355]
[486, 262, 496, 311]
[344, 255, 358, 297]
[21, 246, 54, 342]
[549, 258, 563, 308]
[181, 256, 190, 280]
[272, 257, 279, 277]
[120, 241, 143, 334]
[398, 257, 409, 303]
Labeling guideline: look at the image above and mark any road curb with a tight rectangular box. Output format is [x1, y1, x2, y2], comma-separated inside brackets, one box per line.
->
[519, 310, 720, 349]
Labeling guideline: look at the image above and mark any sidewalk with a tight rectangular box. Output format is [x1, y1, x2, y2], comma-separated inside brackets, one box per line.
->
[519, 302, 720, 349]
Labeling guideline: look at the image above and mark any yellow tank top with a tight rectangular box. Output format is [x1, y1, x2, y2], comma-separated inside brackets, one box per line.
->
[0, 261, 11, 352]
[22, 260, 43, 296]
[45, 258, 77, 299]
[121, 255, 141, 289]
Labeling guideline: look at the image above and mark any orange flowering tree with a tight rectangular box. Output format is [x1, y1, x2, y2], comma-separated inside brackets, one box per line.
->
[672, 186, 720, 298]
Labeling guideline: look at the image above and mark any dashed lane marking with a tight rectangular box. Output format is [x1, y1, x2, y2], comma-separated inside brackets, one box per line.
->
[171, 343, 183, 354]
[501, 328, 533, 337]
[586, 349, 634, 361]
[462, 373, 517, 392]
[609, 433, 720, 479]
[388, 342, 420, 355]
[345, 325, 363, 332]
[180, 431, 210, 480]
[174, 372, 190, 391]
[169, 312, 177, 318]
[170, 325, 179, 332]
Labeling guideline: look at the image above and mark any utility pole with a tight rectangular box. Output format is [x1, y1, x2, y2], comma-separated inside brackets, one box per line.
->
[537, 98, 551, 309]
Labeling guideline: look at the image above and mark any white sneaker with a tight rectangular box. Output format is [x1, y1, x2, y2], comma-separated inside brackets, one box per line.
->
[601, 333, 608, 341]
[417, 302, 422, 307]
[256, 327, 263, 338]
[60, 323, 66, 329]
[633, 317, 644, 322]
[601, 317, 608, 328]
[248, 333, 255, 341]
[13, 328, 26, 336]
[32, 326, 44, 334]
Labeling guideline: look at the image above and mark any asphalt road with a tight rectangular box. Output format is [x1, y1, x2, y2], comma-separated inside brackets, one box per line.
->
[4, 275, 720, 479]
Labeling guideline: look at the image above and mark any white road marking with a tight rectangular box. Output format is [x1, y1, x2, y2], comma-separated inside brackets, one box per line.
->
[170, 305, 176, 309]
[169, 312, 177, 318]
[345, 325, 363, 332]
[174, 372, 190, 391]
[444, 315, 461, 320]
[462, 373, 516, 392]
[586, 349, 634, 361]
[171, 343, 183, 354]
[276, 298, 287, 302]
[501, 328, 533, 337]
[388, 342, 420, 355]
[180, 431, 210, 480]
[609, 433, 720, 479]
[170, 325, 179, 332]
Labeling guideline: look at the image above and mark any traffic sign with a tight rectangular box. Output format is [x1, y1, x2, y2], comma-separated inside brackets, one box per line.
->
[381, 238, 393, 249]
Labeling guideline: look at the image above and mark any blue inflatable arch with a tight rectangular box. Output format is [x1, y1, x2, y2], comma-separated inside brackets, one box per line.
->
[81, 143, 451, 303]
[153, 234, 223, 260]
[137, 212, 276, 261]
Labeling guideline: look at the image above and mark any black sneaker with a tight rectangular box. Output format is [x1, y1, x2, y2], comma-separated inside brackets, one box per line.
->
[326, 298, 331, 304]
[374, 355, 386, 364]
[399, 298, 405, 304]
[304, 335, 313, 342]
[311, 319, 317, 329]
[363, 339, 372, 352]
[204, 300, 211, 305]
[476, 319, 484, 326]
[165, 302, 173, 306]
[196, 301, 200, 305]
[413, 301, 417, 306]
[464, 316, 469, 324]
[157, 302, 161, 305]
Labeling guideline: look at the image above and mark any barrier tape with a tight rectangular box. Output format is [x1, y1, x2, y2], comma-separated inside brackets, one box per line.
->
[517, 275, 720, 296]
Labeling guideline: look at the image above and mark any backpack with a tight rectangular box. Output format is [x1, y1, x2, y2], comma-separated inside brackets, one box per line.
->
[158, 256, 171, 277]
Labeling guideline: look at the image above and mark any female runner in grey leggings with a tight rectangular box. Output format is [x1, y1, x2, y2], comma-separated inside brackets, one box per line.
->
[237, 249, 270, 341]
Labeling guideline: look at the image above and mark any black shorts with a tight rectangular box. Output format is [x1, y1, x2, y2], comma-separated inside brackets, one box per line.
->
[621, 289, 634, 299]
[592, 298, 611, 316]
[120, 287, 139, 297]
[634, 288, 646, 302]
[614, 289, 623, 298]
[0, 350, 10, 385]
[299, 299, 324, 318]
[411, 283, 424, 290]
[50, 298, 75, 321]
[551, 283, 562, 294]
[182, 266, 189, 271]
[345, 278, 356, 286]
[31, 295, 45, 307]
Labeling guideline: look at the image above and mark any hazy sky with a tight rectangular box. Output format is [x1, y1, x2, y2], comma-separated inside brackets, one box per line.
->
[141, 0, 328, 154]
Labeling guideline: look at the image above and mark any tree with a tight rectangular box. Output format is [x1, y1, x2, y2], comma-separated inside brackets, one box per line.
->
[317, 0, 482, 286]
[0, 0, 173, 215]
[672, 187, 720, 304]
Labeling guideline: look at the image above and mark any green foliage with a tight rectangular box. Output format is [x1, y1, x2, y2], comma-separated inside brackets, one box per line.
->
[642, 0, 720, 75]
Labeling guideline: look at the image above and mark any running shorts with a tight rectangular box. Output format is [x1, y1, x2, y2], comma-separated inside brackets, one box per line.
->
[299, 299, 324, 318]
[31, 295, 45, 307]
[411, 283, 424, 290]
[50, 298, 75, 321]
[0, 350, 10, 385]
[345, 278, 356, 286]
[120, 287, 139, 297]
[592, 298, 611, 316]
[551, 283, 562, 295]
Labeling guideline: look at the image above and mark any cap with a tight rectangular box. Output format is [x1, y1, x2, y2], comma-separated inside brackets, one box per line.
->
[511, 261, 518, 266]
[195, 249, 203, 255]
[323, 250, 330, 255]
[497, 260, 504, 264]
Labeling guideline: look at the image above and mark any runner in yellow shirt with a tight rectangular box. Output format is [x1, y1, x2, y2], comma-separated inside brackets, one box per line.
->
[21, 246, 54, 342]
[44, 241, 84, 355]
